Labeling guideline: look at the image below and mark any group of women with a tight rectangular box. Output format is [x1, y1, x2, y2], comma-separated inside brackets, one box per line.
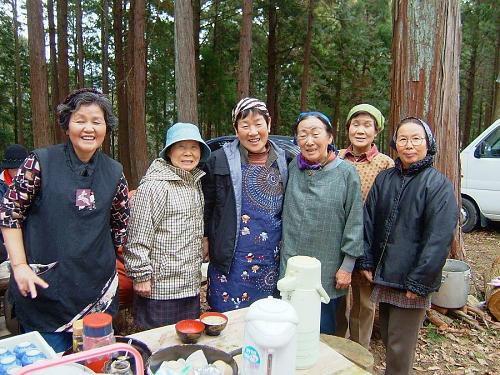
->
[0, 89, 458, 374]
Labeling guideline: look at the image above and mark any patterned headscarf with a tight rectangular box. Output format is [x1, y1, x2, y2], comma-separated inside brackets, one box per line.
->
[390, 117, 437, 155]
[231, 97, 270, 127]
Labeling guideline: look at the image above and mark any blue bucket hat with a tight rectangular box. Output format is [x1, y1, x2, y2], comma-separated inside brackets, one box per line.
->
[159, 122, 211, 163]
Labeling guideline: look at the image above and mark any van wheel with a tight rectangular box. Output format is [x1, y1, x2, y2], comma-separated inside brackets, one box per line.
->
[461, 197, 478, 233]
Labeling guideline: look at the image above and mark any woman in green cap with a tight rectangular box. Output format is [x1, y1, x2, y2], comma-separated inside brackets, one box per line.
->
[336, 104, 394, 348]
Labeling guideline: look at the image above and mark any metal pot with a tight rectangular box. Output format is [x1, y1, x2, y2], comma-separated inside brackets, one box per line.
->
[147, 344, 240, 375]
[432, 259, 471, 308]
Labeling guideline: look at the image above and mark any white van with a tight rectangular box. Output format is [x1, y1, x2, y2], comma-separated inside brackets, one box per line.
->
[460, 119, 500, 232]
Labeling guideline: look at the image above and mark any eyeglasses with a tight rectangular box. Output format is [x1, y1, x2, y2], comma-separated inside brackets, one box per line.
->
[296, 111, 332, 128]
[396, 137, 426, 147]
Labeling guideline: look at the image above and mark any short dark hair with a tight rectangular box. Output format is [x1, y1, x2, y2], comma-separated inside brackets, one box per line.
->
[57, 88, 116, 134]
[233, 108, 270, 129]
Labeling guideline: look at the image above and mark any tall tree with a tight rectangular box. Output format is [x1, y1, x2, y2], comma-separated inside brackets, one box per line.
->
[390, 0, 463, 259]
[113, 0, 131, 181]
[75, 0, 85, 88]
[47, 0, 59, 142]
[462, 20, 479, 147]
[236, 0, 253, 100]
[101, 0, 111, 155]
[192, 0, 200, 94]
[12, 0, 25, 145]
[267, 0, 279, 133]
[127, 0, 148, 187]
[300, 0, 315, 111]
[492, 26, 500, 122]
[174, 0, 198, 123]
[56, 0, 69, 142]
[26, 0, 52, 147]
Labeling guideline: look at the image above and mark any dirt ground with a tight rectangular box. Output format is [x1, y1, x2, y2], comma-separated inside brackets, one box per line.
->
[370, 223, 500, 374]
[114, 223, 500, 374]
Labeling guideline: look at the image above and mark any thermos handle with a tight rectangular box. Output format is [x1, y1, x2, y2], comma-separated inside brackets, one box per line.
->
[317, 284, 330, 304]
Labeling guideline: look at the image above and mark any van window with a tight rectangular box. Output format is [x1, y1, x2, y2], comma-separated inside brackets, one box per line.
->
[478, 127, 500, 158]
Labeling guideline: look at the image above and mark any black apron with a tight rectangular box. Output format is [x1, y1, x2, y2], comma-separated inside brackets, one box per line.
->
[10, 143, 122, 332]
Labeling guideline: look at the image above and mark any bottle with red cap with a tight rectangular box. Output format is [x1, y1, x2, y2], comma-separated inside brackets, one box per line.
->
[82, 312, 115, 373]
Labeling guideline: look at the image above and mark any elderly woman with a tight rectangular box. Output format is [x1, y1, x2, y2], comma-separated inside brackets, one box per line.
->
[280, 111, 364, 334]
[0, 88, 129, 352]
[359, 117, 458, 374]
[125, 123, 211, 329]
[336, 104, 394, 348]
[203, 97, 289, 312]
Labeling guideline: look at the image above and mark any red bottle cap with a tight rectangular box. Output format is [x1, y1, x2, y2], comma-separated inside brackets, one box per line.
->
[83, 313, 113, 337]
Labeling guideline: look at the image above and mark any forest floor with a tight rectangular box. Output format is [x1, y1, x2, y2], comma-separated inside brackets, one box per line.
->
[115, 223, 500, 374]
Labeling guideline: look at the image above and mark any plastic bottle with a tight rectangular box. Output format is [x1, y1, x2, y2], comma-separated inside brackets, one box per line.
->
[83, 312, 115, 373]
[72, 319, 84, 353]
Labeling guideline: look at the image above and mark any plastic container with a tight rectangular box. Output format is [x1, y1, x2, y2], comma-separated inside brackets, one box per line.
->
[20, 349, 46, 366]
[242, 297, 298, 375]
[83, 313, 115, 373]
[277, 256, 330, 369]
[0, 355, 21, 374]
[108, 359, 132, 374]
[0, 332, 57, 362]
[73, 319, 84, 353]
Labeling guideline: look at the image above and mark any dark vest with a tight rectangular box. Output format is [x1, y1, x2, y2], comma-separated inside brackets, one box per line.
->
[10, 143, 122, 331]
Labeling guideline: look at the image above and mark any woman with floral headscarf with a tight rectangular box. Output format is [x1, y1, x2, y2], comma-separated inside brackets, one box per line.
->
[358, 117, 458, 374]
[202, 98, 289, 312]
[280, 111, 364, 335]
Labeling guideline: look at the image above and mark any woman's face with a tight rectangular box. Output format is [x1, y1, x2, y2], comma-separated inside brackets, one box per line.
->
[395, 121, 428, 169]
[296, 117, 333, 164]
[66, 103, 107, 162]
[168, 140, 201, 171]
[348, 113, 378, 153]
[235, 112, 270, 153]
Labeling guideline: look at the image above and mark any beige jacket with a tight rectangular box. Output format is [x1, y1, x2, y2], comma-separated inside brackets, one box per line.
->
[124, 158, 205, 300]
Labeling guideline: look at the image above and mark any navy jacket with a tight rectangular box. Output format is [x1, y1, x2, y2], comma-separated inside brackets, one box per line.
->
[358, 157, 459, 297]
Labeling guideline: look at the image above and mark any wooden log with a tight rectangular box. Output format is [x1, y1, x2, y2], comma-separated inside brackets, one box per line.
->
[431, 304, 448, 315]
[449, 309, 485, 331]
[485, 256, 500, 320]
[426, 309, 448, 330]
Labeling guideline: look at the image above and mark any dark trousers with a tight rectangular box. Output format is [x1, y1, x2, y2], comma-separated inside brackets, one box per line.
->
[320, 297, 340, 335]
[379, 303, 426, 375]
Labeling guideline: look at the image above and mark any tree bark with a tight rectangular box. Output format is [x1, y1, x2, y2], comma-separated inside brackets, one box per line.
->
[76, 0, 85, 88]
[267, 0, 279, 133]
[300, 0, 316, 111]
[485, 256, 500, 321]
[113, 0, 131, 181]
[55, 0, 69, 143]
[127, 0, 148, 188]
[491, 25, 500, 123]
[390, 0, 464, 259]
[26, 0, 52, 148]
[101, 0, 111, 155]
[12, 0, 25, 145]
[174, 0, 198, 123]
[236, 0, 253, 100]
[47, 0, 59, 144]
[192, 0, 200, 95]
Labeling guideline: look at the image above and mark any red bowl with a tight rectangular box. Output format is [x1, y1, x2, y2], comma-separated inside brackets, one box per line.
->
[199, 312, 228, 336]
[175, 319, 205, 344]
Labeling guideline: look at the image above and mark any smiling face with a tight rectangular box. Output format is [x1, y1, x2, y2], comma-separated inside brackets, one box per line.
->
[66, 103, 107, 162]
[168, 140, 201, 171]
[395, 121, 428, 169]
[296, 116, 333, 164]
[235, 112, 270, 153]
[348, 113, 379, 154]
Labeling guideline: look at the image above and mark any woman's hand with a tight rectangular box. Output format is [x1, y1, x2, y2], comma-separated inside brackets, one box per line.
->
[335, 270, 351, 289]
[134, 280, 151, 298]
[406, 291, 418, 299]
[360, 270, 373, 283]
[12, 264, 49, 299]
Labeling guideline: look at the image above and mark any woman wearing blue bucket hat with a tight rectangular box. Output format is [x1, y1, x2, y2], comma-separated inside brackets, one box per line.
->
[124, 122, 211, 329]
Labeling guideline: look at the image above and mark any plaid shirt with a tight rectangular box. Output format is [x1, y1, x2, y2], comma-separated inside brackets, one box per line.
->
[124, 159, 205, 300]
[371, 285, 431, 309]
